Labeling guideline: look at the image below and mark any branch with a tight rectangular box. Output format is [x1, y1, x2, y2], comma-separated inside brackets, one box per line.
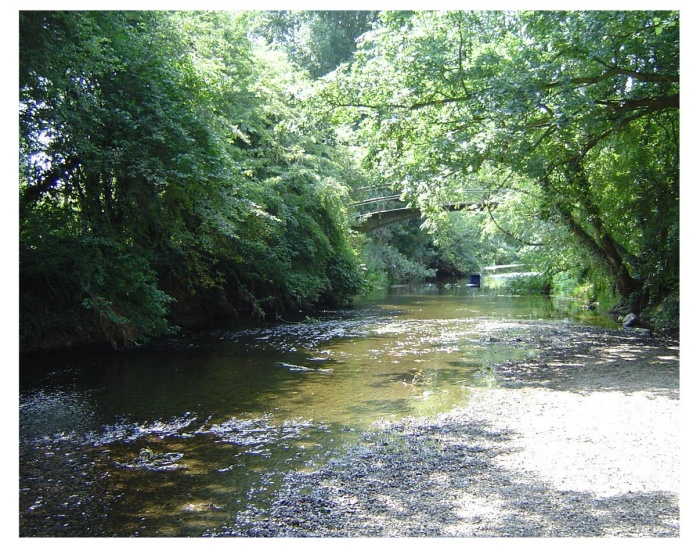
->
[486, 206, 545, 247]
[326, 89, 472, 112]
[592, 57, 678, 84]
[21, 157, 79, 207]
[543, 66, 678, 90]
[594, 93, 679, 113]
[543, 104, 661, 179]
[408, 95, 471, 110]
[456, 17, 471, 98]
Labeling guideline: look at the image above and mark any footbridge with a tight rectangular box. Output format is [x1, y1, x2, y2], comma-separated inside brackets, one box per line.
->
[351, 193, 492, 233]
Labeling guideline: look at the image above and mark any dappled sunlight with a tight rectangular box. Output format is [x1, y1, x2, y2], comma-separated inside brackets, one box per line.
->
[230, 382, 678, 536]
[544, 361, 585, 367]
[21, 289, 678, 536]
[476, 321, 680, 400]
[600, 344, 657, 360]
[19, 5, 678, 538]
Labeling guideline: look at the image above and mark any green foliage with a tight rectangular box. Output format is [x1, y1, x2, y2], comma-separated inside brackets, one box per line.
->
[78, 240, 175, 348]
[323, 10, 679, 319]
[487, 274, 550, 295]
[648, 292, 679, 331]
[19, 10, 680, 350]
[360, 236, 435, 288]
[20, 209, 174, 349]
[19, 11, 365, 351]
[250, 11, 379, 79]
[550, 268, 611, 303]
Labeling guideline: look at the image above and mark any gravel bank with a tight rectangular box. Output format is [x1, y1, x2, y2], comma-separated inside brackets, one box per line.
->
[219, 323, 680, 538]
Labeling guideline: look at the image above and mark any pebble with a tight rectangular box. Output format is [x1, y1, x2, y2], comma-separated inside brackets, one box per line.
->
[219, 323, 679, 538]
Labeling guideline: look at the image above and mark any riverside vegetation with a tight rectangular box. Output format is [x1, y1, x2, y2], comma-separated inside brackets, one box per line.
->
[19, 11, 680, 539]
[20, 11, 678, 350]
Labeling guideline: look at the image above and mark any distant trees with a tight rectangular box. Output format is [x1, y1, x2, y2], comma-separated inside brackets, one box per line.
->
[250, 10, 379, 79]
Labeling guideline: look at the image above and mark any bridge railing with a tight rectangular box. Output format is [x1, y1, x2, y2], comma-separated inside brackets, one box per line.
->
[349, 194, 403, 209]
[348, 187, 494, 232]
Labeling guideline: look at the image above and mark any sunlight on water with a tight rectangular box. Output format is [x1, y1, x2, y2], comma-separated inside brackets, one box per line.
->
[20, 285, 616, 536]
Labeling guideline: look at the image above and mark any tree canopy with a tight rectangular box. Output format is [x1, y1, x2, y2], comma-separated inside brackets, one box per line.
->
[19, 11, 363, 350]
[322, 10, 678, 314]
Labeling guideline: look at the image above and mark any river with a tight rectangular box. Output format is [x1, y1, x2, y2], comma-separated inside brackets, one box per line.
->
[19, 284, 617, 537]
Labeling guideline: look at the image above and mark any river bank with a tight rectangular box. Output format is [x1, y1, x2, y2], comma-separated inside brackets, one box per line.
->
[220, 322, 680, 537]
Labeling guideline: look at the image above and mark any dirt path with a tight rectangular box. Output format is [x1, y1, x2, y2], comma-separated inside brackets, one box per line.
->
[220, 323, 680, 537]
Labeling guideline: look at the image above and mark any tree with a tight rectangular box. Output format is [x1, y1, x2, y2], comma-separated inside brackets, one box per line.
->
[322, 10, 679, 318]
[250, 10, 379, 78]
[19, 11, 364, 351]
[20, 11, 209, 348]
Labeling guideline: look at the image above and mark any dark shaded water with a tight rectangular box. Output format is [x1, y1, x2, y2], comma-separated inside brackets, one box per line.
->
[19, 284, 616, 537]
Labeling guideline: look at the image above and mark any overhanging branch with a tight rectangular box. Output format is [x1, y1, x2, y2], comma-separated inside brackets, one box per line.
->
[486, 206, 545, 247]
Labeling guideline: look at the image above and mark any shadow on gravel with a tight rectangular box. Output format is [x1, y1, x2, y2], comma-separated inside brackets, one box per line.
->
[220, 415, 678, 537]
[480, 324, 679, 400]
[216, 323, 679, 538]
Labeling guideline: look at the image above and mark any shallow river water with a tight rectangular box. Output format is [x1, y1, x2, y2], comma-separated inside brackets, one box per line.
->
[19, 284, 616, 537]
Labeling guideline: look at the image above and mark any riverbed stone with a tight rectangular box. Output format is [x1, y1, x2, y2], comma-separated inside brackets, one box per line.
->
[622, 313, 639, 327]
[221, 323, 679, 538]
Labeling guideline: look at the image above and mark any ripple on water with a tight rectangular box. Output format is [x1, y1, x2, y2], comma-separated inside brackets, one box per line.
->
[21, 289, 620, 536]
[20, 389, 99, 441]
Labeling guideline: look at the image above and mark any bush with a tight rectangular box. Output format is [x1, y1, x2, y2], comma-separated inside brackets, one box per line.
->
[648, 292, 679, 330]
[488, 273, 550, 295]
[360, 239, 436, 288]
[20, 231, 175, 351]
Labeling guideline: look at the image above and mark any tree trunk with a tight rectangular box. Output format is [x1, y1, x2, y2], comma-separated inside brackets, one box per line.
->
[553, 160, 643, 312]
[556, 205, 641, 311]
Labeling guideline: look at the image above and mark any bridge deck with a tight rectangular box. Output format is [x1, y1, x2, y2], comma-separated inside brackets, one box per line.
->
[353, 201, 486, 233]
